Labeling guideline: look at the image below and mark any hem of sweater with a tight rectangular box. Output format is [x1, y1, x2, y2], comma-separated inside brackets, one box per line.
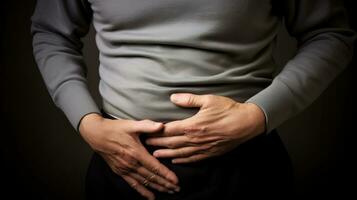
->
[54, 80, 101, 132]
[245, 78, 297, 133]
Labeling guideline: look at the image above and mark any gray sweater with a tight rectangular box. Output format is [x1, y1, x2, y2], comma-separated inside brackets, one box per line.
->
[31, 0, 355, 133]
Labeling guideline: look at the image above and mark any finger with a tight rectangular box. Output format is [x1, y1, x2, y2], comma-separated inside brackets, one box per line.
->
[153, 146, 202, 158]
[136, 166, 180, 192]
[172, 154, 208, 164]
[137, 150, 179, 185]
[146, 136, 189, 148]
[163, 117, 208, 137]
[126, 119, 164, 133]
[170, 93, 207, 108]
[162, 120, 188, 137]
[129, 172, 174, 194]
[122, 175, 155, 200]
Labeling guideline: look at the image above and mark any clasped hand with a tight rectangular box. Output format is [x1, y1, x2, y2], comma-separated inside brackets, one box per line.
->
[79, 93, 265, 200]
[146, 93, 266, 164]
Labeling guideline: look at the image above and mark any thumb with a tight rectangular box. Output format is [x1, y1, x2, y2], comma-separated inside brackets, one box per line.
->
[170, 93, 205, 108]
[132, 119, 164, 133]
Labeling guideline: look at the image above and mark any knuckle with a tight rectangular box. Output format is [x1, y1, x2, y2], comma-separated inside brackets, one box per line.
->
[140, 190, 150, 196]
[204, 94, 215, 104]
[184, 95, 194, 105]
[157, 187, 166, 192]
[189, 97, 196, 105]
[202, 143, 212, 149]
[210, 140, 219, 147]
[140, 119, 153, 126]
[126, 162, 139, 172]
[183, 125, 210, 139]
[196, 146, 208, 154]
[131, 184, 139, 190]
[205, 142, 215, 150]
[184, 125, 208, 134]
[116, 166, 130, 175]
[183, 126, 195, 134]
[198, 125, 208, 133]
[175, 149, 182, 157]
[119, 160, 137, 173]
[112, 148, 124, 156]
[166, 141, 176, 149]
[122, 167, 134, 174]
[161, 169, 171, 178]
[126, 149, 139, 160]
[190, 136, 204, 145]
[151, 166, 160, 175]
[177, 149, 185, 157]
[111, 167, 121, 175]
[165, 183, 172, 188]
[201, 125, 210, 133]
[138, 190, 147, 196]
[185, 133, 196, 141]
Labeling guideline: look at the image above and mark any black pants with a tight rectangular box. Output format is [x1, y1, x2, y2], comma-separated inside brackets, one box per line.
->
[85, 110, 294, 199]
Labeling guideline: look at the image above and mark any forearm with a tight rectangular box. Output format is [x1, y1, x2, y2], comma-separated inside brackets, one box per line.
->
[31, 0, 100, 131]
[247, 0, 356, 133]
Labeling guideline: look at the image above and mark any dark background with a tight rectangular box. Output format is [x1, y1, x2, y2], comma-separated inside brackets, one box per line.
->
[1, 1, 356, 199]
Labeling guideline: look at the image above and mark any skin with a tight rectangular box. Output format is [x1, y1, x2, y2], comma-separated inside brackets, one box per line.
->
[146, 93, 266, 164]
[79, 114, 180, 200]
[79, 93, 266, 200]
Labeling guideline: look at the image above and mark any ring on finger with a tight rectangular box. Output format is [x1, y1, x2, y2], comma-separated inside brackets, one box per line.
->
[147, 174, 156, 181]
[142, 179, 150, 187]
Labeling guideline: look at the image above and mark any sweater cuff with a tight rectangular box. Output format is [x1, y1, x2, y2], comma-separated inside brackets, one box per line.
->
[245, 79, 297, 133]
[53, 80, 101, 132]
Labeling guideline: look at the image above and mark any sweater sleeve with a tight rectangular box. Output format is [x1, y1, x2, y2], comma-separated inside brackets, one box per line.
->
[246, 0, 356, 133]
[31, 0, 101, 132]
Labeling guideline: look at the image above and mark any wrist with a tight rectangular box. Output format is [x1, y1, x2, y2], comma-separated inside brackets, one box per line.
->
[243, 103, 267, 134]
[79, 113, 104, 136]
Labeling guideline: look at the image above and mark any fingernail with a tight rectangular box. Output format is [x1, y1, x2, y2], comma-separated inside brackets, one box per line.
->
[175, 187, 180, 192]
[168, 190, 174, 194]
[170, 94, 180, 102]
[153, 151, 160, 157]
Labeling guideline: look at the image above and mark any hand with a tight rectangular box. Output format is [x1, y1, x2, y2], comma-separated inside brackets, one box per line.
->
[79, 113, 180, 200]
[145, 93, 266, 164]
